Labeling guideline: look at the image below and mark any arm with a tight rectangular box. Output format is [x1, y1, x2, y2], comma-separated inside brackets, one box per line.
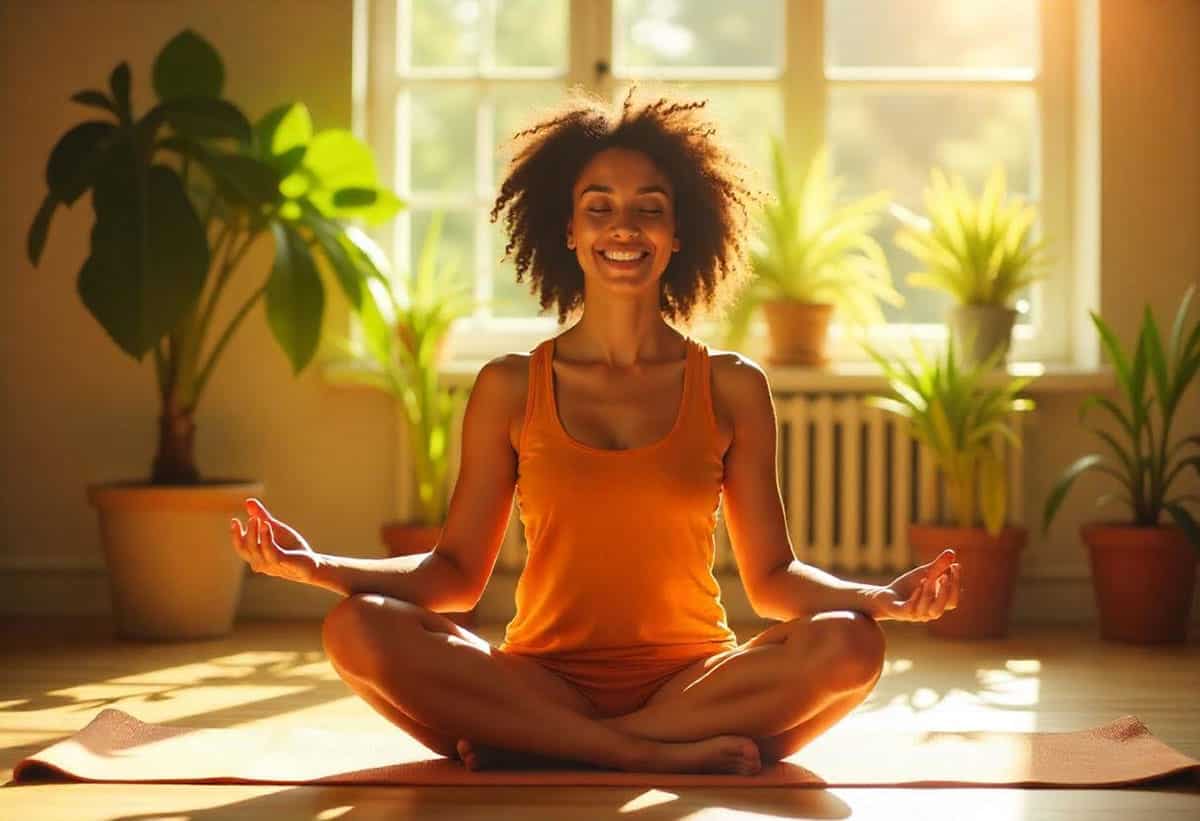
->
[719, 359, 878, 621]
[316, 355, 521, 611]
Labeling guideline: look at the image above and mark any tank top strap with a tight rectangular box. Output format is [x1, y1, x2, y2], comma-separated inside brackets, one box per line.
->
[519, 339, 553, 453]
[682, 335, 719, 437]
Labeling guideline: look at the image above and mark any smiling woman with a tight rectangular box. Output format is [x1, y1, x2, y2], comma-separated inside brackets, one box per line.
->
[488, 81, 772, 333]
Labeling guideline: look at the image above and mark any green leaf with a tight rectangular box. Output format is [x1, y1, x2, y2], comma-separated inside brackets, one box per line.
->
[70, 90, 117, 116]
[46, 121, 116, 205]
[302, 130, 377, 215]
[27, 193, 59, 267]
[253, 102, 312, 158]
[1164, 503, 1200, 555]
[1090, 310, 1134, 402]
[108, 62, 131, 123]
[156, 96, 251, 143]
[204, 153, 283, 204]
[299, 205, 365, 310]
[979, 448, 1007, 535]
[266, 223, 326, 374]
[153, 29, 224, 101]
[1042, 453, 1104, 534]
[79, 153, 209, 359]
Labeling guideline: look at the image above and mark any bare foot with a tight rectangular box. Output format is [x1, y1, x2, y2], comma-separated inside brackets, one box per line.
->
[456, 739, 582, 771]
[634, 735, 762, 775]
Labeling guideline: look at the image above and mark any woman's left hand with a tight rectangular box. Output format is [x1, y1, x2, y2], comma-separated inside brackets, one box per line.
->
[865, 549, 961, 623]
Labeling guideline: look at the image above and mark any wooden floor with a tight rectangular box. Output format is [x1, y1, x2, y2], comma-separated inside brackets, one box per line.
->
[2, 616, 1197, 820]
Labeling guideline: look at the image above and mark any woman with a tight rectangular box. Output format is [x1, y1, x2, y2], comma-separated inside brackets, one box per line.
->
[229, 84, 961, 776]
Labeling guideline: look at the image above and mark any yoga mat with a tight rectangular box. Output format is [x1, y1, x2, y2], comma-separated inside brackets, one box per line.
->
[11, 708, 1199, 788]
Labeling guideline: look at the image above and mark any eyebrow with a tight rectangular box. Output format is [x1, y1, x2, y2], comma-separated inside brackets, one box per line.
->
[579, 184, 670, 197]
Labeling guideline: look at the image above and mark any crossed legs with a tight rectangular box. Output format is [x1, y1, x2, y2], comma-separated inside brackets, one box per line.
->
[321, 594, 885, 772]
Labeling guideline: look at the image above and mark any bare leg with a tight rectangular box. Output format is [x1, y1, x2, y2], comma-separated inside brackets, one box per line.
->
[322, 594, 761, 774]
[600, 611, 886, 761]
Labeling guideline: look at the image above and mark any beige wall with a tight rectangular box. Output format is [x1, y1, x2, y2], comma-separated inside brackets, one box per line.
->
[1, 1, 395, 580]
[1, 1, 1198, 621]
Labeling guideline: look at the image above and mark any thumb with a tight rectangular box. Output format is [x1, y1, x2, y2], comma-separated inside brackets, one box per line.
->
[245, 497, 271, 520]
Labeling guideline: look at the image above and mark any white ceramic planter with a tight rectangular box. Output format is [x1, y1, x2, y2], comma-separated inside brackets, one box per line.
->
[87, 480, 263, 641]
[947, 304, 1018, 368]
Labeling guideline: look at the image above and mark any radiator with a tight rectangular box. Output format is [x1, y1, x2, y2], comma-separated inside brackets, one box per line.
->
[403, 391, 1026, 577]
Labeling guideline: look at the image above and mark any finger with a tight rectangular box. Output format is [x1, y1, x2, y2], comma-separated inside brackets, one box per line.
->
[917, 574, 937, 620]
[248, 516, 268, 567]
[947, 563, 961, 610]
[231, 519, 257, 568]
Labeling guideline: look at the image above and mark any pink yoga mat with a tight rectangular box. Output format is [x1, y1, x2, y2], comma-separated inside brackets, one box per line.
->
[11, 708, 1200, 788]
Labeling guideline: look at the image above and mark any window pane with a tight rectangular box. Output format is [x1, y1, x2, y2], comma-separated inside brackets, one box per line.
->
[411, 0, 482, 68]
[826, 0, 1038, 70]
[407, 209, 476, 308]
[665, 84, 783, 194]
[614, 0, 783, 69]
[409, 88, 476, 194]
[829, 88, 1037, 324]
[491, 216, 546, 318]
[493, 83, 565, 187]
[496, 0, 567, 68]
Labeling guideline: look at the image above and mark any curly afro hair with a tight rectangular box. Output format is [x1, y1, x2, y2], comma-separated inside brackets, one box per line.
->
[489, 81, 771, 331]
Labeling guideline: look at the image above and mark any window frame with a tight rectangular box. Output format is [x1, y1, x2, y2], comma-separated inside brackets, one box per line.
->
[353, 0, 1078, 366]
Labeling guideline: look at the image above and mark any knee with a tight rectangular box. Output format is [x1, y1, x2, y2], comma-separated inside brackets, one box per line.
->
[807, 610, 886, 691]
[321, 593, 415, 678]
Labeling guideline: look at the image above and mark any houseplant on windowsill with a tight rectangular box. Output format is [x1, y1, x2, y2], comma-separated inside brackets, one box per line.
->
[866, 338, 1036, 638]
[324, 210, 497, 627]
[26, 29, 402, 640]
[720, 135, 904, 366]
[1042, 287, 1199, 643]
[894, 166, 1049, 368]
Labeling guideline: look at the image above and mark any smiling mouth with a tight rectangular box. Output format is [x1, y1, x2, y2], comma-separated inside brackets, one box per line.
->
[597, 249, 651, 264]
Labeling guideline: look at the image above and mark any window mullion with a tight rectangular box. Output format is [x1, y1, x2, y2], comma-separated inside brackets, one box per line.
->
[788, 0, 825, 172]
[569, 0, 612, 96]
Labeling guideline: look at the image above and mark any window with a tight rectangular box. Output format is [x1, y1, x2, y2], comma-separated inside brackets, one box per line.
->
[354, 0, 1076, 364]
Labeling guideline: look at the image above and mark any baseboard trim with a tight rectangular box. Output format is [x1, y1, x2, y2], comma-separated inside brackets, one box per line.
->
[3, 568, 1199, 626]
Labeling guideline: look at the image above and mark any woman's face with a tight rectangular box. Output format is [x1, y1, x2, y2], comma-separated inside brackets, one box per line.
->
[566, 147, 680, 296]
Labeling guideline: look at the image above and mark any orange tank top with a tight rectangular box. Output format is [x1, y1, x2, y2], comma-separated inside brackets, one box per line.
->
[498, 334, 739, 662]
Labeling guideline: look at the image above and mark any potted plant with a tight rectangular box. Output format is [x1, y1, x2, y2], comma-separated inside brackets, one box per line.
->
[26, 29, 402, 640]
[866, 339, 1036, 638]
[721, 135, 903, 366]
[325, 210, 491, 626]
[1042, 287, 1199, 643]
[894, 166, 1049, 368]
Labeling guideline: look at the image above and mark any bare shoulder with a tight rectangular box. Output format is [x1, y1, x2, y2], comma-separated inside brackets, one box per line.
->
[705, 347, 773, 452]
[471, 351, 534, 453]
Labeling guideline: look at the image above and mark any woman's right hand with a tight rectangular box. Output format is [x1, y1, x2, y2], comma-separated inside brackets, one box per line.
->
[230, 498, 329, 586]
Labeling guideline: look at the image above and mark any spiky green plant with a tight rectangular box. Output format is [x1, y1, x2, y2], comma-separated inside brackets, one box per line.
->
[865, 339, 1036, 535]
[721, 136, 903, 349]
[895, 166, 1048, 306]
[1042, 286, 1200, 553]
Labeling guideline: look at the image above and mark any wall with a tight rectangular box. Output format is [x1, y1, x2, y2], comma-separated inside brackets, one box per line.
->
[1, 0, 1197, 625]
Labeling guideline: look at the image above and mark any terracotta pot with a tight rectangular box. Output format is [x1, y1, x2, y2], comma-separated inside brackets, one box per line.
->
[380, 520, 476, 628]
[87, 479, 262, 641]
[946, 304, 1018, 368]
[909, 524, 1027, 639]
[1080, 523, 1196, 643]
[761, 300, 834, 367]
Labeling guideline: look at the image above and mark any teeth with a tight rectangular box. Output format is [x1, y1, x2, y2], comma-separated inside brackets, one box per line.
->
[601, 250, 647, 261]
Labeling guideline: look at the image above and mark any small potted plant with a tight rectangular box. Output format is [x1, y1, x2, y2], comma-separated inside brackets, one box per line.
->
[26, 29, 402, 640]
[894, 166, 1049, 368]
[1042, 287, 1199, 643]
[325, 210, 493, 626]
[866, 339, 1036, 638]
[721, 135, 903, 366]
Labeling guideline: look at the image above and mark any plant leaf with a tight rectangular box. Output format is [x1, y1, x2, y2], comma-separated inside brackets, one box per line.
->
[152, 28, 224, 101]
[266, 222, 326, 374]
[1042, 453, 1103, 533]
[1164, 502, 1200, 556]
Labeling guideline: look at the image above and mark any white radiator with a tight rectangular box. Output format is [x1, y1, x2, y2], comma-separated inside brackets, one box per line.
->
[403, 392, 1026, 577]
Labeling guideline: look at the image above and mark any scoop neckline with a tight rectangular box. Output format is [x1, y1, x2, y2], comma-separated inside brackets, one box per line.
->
[546, 336, 693, 455]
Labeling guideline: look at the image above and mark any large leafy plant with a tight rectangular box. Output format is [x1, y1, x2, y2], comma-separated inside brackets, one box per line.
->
[894, 166, 1048, 306]
[722, 136, 903, 349]
[865, 340, 1036, 535]
[1042, 286, 1200, 552]
[26, 29, 402, 484]
[327, 212, 487, 525]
